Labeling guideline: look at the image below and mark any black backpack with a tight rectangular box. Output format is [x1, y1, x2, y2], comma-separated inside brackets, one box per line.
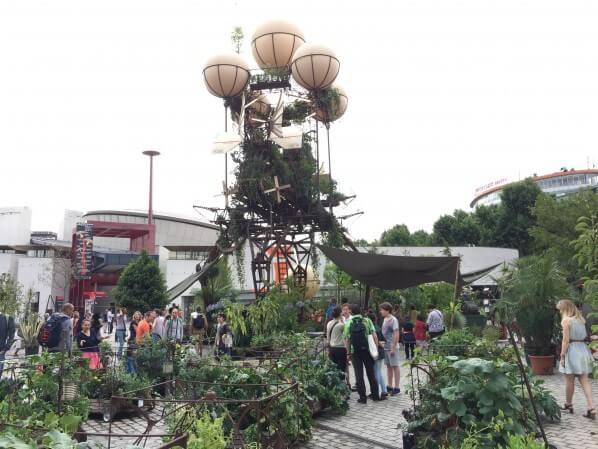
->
[38, 315, 68, 348]
[349, 317, 369, 352]
[192, 314, 205, 330]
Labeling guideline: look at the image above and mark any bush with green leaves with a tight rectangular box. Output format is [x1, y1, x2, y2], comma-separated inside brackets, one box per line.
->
[187, 411, 228, 449]
[430, 329, 476, 356]
[112, 250, 168, 312]
[406, 355, 559, 448]
[0, 429, 89, 449]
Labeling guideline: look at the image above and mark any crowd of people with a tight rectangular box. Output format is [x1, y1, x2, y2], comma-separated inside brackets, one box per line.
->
[37, 303, 236, 375]
[324, 298, 446, 404]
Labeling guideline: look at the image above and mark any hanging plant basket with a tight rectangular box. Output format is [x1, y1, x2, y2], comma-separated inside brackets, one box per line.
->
[61, 382, 78, 402]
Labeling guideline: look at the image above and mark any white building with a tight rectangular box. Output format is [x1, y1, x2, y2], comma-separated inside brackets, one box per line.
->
[0, 207, 220, 316]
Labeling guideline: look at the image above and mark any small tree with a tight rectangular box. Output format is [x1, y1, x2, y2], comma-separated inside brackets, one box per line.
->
[323, 262, 353, 300]
[112, 251, 168, 313]
[38, 254, 74, 302]
[0, 273, 22, 316]
[231, 26, 244, 53]
[194, 258, 234, 313]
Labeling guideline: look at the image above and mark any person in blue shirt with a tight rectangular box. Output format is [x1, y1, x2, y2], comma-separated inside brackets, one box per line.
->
[325, 298, 337, 323]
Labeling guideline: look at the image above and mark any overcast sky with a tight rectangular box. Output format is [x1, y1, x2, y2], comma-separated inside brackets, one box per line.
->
[1, 0, 597, 242]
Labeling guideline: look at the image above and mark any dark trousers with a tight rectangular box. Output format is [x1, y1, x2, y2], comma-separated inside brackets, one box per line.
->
[429, 330, 445, 339]
[404, 342, 415, 359]
[329, 347, 347, 374]
[352, 350, 379, 400]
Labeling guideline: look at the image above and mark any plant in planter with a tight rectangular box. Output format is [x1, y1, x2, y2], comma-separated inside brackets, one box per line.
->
[498, 255, 569, 375]
[17, 288, 42, 355]
[18, 311, 42, 355]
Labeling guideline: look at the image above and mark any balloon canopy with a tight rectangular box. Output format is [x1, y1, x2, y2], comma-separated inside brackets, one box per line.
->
[291, 44, 340, 90]
[203, 52, 250, 98]
[315, 84, 348, 123]
[251, 20, 305, 69]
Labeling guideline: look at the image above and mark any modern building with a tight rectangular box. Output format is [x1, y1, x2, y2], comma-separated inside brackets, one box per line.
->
[77, 210, 219, 316]
[0, 208, 72, 314]
[0, 208, 219, 317]
[470, 168, 598, 208]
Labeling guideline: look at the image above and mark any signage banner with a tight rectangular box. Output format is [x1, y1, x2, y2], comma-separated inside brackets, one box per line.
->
[74, 223, 94, 279]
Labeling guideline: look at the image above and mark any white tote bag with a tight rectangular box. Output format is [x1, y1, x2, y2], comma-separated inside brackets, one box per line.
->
[367, 334, 379, 360]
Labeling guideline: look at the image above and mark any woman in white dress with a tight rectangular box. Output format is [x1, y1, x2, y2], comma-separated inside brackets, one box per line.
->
[557, 299, 595, 420]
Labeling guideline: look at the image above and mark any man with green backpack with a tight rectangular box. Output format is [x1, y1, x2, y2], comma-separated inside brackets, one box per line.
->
[344, 304, 380, 404]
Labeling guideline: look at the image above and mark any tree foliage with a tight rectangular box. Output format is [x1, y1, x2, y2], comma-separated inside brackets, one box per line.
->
[378, 224, 432, 246]
[195, 258, 234, 312]
[531, 190, 598, 281]
[112, 251, 168, 313]
[0, 273, 21, 316]
[494, 180, 542, 256]
[323, 263, 354, 300]
[433, 209, 481, 246]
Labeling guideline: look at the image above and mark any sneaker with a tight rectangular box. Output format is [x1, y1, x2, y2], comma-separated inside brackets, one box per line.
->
[357, 397, 367, 404]
[390, 388, 401, 395]
[381, 392, 389, 399]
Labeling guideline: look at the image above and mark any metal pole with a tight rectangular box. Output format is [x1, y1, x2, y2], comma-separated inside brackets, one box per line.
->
[326, 124, 332, 215]
[313, 91, 321, 204]
[504, 323, 551, 449]
[57, 332, 66, 415]
[224, 104, 228, 193]
[142, 150, 160, 226]
[148, 155, 154, 225]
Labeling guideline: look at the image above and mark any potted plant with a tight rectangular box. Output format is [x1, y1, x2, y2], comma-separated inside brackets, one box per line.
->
[498, 255, 569, 375]
[18, 310, 42, 356]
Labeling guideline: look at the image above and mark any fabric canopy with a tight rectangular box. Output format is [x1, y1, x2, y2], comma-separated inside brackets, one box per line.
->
[318, 245, 462, 290]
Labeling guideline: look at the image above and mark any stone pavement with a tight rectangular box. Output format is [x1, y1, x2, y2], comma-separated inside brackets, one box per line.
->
[83, 407, 167, 449]
[542, 373, 598, 449]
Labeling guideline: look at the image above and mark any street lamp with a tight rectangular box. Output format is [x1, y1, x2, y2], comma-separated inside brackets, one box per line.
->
[142, 150, 160, 225]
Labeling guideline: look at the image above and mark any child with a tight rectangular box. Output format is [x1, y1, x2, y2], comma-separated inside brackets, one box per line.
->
[402, 320, 416, 360]
[414, 314, 427, 351]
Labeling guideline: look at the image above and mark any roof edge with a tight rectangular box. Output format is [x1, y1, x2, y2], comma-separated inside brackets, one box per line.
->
[83, 210, 219, 230]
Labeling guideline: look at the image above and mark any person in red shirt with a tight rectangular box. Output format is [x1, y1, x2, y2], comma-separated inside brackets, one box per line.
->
[414, 314, 427, 351]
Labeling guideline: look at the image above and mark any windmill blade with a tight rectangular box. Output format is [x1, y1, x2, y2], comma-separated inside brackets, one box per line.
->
[268, 92, 284, 139]
[237, 92, 246, 136]
[271, 126, 303, 150]
[213, 132, 242, 154]
[244, 97, 259, 109]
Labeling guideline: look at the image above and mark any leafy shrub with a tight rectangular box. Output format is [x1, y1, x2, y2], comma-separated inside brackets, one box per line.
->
[187, 411, 227, 449]
[482, 326, 500, 342]
[431, 329, 476, 356]
[406, 355, 559, 448]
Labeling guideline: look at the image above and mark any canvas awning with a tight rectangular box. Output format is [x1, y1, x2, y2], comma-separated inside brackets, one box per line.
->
[319, 245, 462, 290]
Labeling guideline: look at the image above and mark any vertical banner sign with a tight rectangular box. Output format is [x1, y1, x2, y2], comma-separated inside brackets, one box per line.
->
[75, 223, 94, 279]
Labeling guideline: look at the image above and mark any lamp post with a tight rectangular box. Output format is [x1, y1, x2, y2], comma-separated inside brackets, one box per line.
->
[142, 150, 160, 225]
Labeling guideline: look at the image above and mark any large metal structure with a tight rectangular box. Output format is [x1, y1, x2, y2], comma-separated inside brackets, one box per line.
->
[200, 20, 356, 298]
